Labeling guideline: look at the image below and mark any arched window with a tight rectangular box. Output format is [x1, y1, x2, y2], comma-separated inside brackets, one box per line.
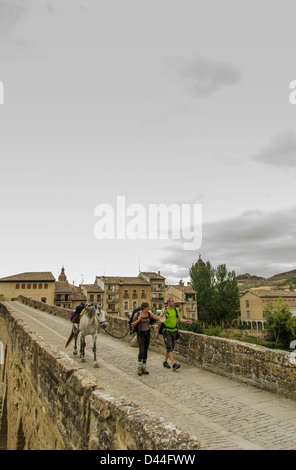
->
[27, 284, 31, 289]
[21, 284, 25, 289]
[33, 284, 37, 289]
[39, 284, 42, 289]
[16, 284, 20, 289]
[44, 283, 48, 289]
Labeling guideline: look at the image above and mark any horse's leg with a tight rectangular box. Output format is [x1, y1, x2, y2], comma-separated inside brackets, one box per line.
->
[92, 333, 99, 368]
[73, 324, 78, 355]
[80, 334, 86, 362]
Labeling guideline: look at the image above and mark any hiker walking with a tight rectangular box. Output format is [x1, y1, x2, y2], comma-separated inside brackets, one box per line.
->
[131, 302, 160, 376]
[157, 297, 192, 371]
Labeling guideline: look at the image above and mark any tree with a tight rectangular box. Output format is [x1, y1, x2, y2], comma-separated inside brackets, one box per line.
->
[189, 258, 216, 327]
[264, 298, 296, 346]
[215, 264, 240, 326]
[190, 257, 240, 327]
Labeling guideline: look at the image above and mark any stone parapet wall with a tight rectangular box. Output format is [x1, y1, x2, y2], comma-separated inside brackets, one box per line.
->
[15, 296, 296, 400]
[0, 301, 199, 450]
[104, 310, 296, 401]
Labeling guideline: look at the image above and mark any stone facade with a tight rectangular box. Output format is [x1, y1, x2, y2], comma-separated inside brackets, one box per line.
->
[0, 272, 55, 305]
[240, 289, 296, 330]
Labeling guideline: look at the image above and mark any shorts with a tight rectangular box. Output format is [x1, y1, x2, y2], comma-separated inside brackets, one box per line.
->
[163, 330, 177, 352]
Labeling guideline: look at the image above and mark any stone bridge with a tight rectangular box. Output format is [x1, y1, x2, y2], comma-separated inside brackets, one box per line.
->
[1, 297, 296, 450]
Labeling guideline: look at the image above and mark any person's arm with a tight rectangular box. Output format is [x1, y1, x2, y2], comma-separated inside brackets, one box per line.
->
[156, 308, 166, 338]
[177, 315, 193, 325]
[150, 312, 161, 322]
[131, 312, 141, 328]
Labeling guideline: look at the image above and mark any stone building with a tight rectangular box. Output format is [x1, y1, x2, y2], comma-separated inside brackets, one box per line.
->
[95, 271, 166, 317]
[138, 272, 166, 312]
[54, 267, 86, 310]
[0, 272, 56, 304]
[165, 282, 198, 320]
[79, 283, 104, 305]
[240, 289, 296, 330]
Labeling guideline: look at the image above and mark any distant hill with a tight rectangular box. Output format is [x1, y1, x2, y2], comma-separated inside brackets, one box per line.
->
[236, 269, 296, 292]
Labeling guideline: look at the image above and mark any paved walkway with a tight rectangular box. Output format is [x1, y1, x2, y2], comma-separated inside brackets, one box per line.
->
[5, 301, 296, 450]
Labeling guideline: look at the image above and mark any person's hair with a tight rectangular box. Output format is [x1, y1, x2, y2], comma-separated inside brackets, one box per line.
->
[140, 302, 149, 310]
[166, 297, 174, 303]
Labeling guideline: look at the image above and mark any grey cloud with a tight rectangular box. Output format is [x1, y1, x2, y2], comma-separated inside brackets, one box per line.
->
[155, 206, 296, 283]
[169, 56, 242, 98]
[251, 132, 296, 169]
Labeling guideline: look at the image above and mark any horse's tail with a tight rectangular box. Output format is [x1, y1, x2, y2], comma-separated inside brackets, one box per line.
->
[65, 330, 74, 349]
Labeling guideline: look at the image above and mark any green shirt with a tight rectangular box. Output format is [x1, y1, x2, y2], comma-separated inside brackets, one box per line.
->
[160, 307, 180, 332]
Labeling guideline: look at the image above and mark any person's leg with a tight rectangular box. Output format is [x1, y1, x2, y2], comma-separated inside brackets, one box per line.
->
[142, 332, 150, 374]
[137, 332, 145, 375]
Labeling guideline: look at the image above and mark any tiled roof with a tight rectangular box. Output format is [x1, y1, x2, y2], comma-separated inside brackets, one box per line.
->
[139, 272, 165, 280]
[55, 281, 87, 300]
[99, 276, 150, 285]
[242, 289, 296, 298]
[80, 283, 104, 293]
[0, 272, 56, 282]
[167, 284, 197, 294]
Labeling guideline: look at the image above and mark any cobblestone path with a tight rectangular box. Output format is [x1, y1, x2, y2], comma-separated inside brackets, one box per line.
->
[5, 301, 296, 450]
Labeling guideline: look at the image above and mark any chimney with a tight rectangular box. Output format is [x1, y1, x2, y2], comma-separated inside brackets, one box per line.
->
[187, 282, 191, 287]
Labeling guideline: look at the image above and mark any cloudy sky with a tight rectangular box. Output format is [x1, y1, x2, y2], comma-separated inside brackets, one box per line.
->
[0, 0, 296, 285]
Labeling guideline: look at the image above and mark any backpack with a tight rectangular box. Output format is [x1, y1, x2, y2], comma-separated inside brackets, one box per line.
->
[159, 307, 179, 335]
[128, 307, 156, 334]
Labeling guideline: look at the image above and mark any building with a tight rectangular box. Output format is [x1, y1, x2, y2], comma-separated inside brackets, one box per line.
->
[54, 267, 86, 310]
[95, 275, 151, 317]
[80, 283, 104, 305]
[240, 289, 296, 330]
[165, 282, 198, 320]
[0, 272, 56, 304]
[138, 272, 166, 312]
[94, 271, 166, 317]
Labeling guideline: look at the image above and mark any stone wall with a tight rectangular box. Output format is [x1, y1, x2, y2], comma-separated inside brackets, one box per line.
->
[105, 309, 296, 401]
[0, 302, 199, 450]
[16, 296, 296, 400]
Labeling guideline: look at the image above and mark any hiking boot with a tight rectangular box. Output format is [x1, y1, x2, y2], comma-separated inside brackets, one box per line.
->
[172, 363, 180, 371]
[138, 363, 143, 376]
[142, 364, 149, 375]
[163, 361, 171, 368]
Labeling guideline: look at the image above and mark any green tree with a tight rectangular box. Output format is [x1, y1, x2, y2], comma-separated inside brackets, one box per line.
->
[189, 258, 216, 327]
[215, 264, 240, 326]
[264, 298, 296, 346]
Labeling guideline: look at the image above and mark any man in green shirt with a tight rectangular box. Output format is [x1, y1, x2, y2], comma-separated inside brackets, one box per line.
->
[156, 297, 192, 370]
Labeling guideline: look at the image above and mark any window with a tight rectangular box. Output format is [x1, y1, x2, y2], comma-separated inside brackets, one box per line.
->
[21, 284, 25, 289]
[39, 284, 42, 289]
[247, 311, 250, 318]
[124, 301, 129, 310]
[33, 284, 37, 289]
[90, 294, 94, 301]
[97, 294, 101, 301]
[246, 300, 249, 308]
[16, 284, 20, 289]
[27, 284, 31, 289]
[44, 283, 48, 289]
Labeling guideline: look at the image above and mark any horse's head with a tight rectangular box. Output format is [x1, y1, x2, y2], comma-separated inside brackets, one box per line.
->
[95, 304, 108, 329]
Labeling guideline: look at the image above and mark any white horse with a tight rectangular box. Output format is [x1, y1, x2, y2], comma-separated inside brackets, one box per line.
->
[65, 303, 107, 368]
